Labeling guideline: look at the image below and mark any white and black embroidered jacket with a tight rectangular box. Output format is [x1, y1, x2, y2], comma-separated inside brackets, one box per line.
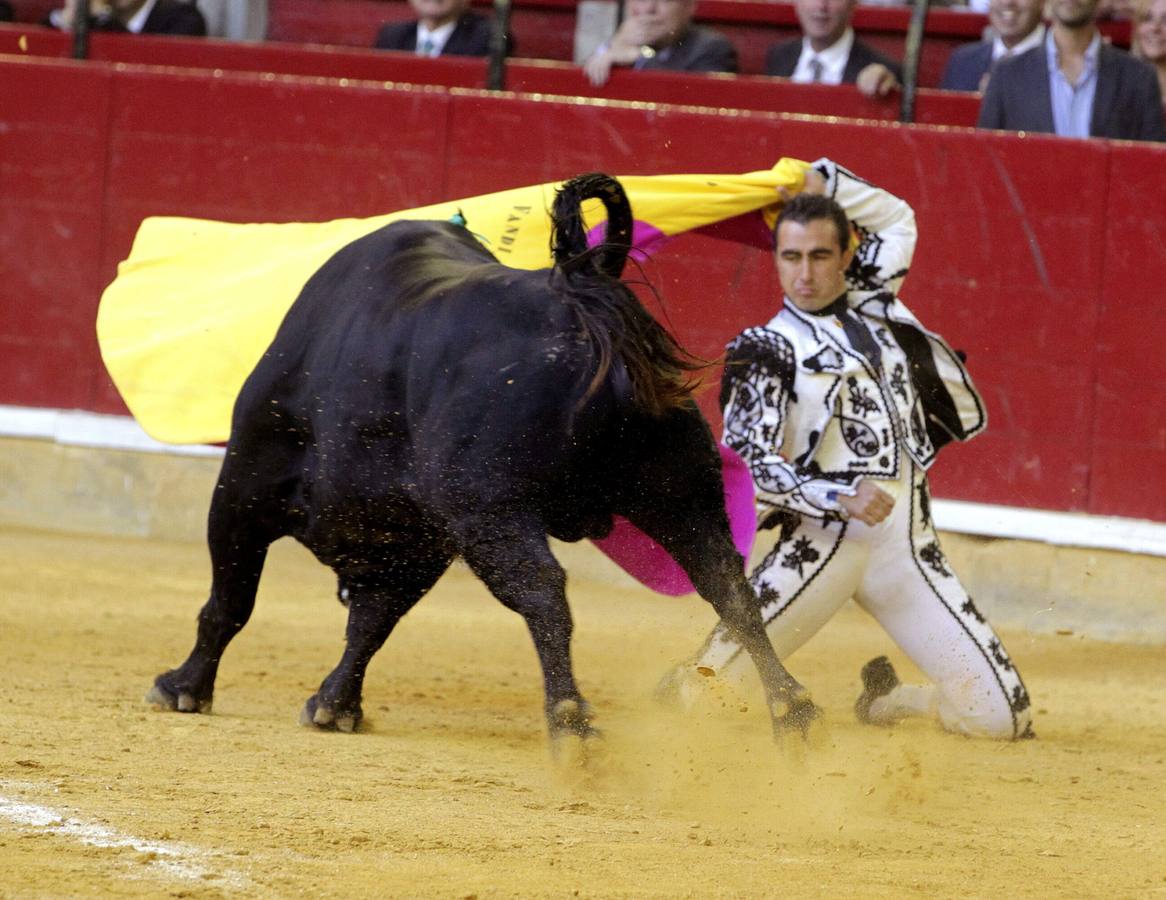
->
[721, 159, 987, 520]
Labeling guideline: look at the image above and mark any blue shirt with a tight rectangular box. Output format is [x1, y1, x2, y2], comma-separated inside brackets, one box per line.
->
[1045, 30, 1101, 139]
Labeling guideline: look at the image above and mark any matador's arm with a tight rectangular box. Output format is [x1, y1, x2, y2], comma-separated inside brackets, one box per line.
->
[720, 328, 858, 520]
[809, 158, 918, 296]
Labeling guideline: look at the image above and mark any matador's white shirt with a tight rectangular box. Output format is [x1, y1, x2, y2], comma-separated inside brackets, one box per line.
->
[721, 159, 987, 520]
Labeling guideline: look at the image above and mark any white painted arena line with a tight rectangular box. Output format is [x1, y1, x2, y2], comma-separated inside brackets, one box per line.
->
[2, 404, 1165, 557]
[0, 781, 249, 889]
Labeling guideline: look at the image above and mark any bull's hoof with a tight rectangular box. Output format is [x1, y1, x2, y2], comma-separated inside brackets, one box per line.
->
[145, 678, 212, 714]
[548, 698, 599, 741]
[773, 694, 822, 739]
[548, 700, 602, 771]
[299, 694, 362, 733]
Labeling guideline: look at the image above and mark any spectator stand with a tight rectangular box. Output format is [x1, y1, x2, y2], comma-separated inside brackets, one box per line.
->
[0, 25, 981, 124]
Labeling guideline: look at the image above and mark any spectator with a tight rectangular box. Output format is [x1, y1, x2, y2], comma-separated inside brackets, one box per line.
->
[765, 0, 902, 97]
[193, 0, 267, 41]
[374, 0, 501, 57]
[582, 0, 737, 87]
[1133, 0, 1166, 113]
[941, 0, 1046, 91]
[978, 0, 1166, 140]
[48, 0, 206, 33]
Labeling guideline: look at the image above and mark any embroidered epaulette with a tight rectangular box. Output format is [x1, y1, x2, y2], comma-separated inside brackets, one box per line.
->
[720, 328, 796, 410]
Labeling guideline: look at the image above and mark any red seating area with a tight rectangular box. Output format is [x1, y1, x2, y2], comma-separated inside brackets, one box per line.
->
[0, 25, 982, 125]
[7, 0, 1131, 88]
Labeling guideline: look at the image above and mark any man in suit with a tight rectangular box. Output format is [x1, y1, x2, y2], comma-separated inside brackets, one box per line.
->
[49, 0, 206, 34]
[941, 0, 1045, 92]
[374, 0, 502, 58]
[765, 0, 902, 97]
[582, 0, 737, 87]
[978, 0, 1166, 140]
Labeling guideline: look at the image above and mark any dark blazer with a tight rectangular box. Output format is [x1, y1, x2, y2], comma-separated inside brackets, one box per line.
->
[765, 36, 903, 83]
[640, 25, 738, 74]
[63, 0, 207, 35]
[0, 1, 13, 22]
[940, 40, 994, 92]
[978, 41, 1166, 142]
[374, 11, 503, 57]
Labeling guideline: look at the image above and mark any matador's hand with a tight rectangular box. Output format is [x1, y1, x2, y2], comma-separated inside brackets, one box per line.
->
[838, 479, 895, 525]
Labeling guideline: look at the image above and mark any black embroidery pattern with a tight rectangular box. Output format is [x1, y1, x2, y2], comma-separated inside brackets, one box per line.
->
[960, 597, 985, 624]
[874, 326, 895, 351]
[805, 346, 845, 372]
[910, 408, 928, 447]
[721, 328, 796, 411]
[918, 480, 932, 528]
[756, 584, 781, 613]
[919, 540, 951, 577]
[847, 377, 880, 416]
[890, 363, 909, 404]
[1010, 683, 1031, 714]
[781, 536, 820, 577]
[840, 416, 879, 457]
[988, 639, 1014, 671]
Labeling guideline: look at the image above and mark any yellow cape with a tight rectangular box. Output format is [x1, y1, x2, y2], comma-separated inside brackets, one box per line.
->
[96, 158, 809, 445]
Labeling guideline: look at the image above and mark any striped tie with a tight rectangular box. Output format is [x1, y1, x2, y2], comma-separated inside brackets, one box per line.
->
[809, 57, 824, 82]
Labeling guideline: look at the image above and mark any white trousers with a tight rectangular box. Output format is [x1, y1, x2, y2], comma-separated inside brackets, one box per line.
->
[692, 464, 1033, 740]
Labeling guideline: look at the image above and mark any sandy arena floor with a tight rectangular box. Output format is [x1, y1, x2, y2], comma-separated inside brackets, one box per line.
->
[1, 526, 1164, 898]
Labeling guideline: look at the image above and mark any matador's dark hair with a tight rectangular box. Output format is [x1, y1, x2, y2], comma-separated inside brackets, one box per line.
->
[775, 193, 851, 253]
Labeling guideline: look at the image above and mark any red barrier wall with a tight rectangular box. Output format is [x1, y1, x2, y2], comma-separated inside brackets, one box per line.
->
[1, 54, 1163, 521]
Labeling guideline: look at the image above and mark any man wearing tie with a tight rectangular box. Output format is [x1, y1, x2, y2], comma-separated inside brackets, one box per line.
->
[374, 0, 507, 58]
[765, 0, 902, 97]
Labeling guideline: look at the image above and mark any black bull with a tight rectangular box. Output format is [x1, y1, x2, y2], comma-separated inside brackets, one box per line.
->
[147, 173, 819, 745]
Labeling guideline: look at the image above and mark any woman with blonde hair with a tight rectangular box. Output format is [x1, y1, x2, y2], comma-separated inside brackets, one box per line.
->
[1133, 0, 1166, 114]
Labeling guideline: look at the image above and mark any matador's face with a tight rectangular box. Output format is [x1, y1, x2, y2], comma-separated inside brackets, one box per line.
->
[775, 218, 854, 313]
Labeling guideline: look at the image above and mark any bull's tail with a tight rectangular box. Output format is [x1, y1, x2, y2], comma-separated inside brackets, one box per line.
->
[550, 172, 634, 279]
[549, 172, 708, 417]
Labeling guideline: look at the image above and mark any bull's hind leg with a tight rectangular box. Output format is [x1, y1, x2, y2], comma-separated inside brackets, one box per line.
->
[301, 550, 452, 733]
[147, 487, 276, 714]
[458, 521, 596, 744]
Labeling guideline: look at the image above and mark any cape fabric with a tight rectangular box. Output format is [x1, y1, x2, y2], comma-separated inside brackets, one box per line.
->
[96, 157, 809, 446]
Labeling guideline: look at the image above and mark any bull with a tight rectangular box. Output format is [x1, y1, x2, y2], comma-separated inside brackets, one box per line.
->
[146, 173, 819, 748]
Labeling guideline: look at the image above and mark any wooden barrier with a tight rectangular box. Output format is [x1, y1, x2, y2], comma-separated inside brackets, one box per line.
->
[0, 53, 1162, 520]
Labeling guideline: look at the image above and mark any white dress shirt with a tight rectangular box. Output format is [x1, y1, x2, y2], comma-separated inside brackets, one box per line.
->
[791, 28, 855, 85]
[416, 19, 458, 56]
[991, 23, 1045, 61]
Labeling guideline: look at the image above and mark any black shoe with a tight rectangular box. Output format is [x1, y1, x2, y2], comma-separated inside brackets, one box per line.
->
[854, 656, 900, 725]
